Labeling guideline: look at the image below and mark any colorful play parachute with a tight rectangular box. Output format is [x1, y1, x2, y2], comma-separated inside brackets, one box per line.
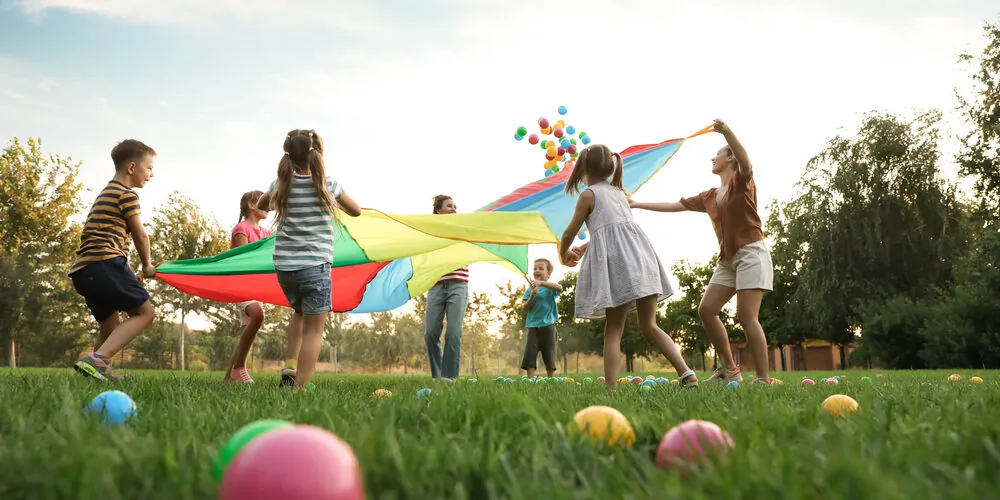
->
[156, 125, 714, 313]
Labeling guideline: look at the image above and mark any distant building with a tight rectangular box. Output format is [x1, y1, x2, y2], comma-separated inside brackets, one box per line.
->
[728, 339, 855, 371]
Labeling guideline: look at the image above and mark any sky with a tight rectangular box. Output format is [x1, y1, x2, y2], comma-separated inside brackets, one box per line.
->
[1, 0, 997, 328]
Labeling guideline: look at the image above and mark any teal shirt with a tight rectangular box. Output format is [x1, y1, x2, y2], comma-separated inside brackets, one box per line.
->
[523, 286, 560, 328]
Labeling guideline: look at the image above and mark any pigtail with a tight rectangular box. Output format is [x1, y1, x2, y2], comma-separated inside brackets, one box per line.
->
[271, 152, 295, 225]
[609, 152, 624, 192]
[563, 148, 589, 195]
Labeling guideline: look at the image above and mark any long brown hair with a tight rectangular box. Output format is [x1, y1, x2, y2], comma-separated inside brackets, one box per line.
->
[563, 144, 624, 195]
[269, 129, 339, 226]
[238, 190, 264, 222]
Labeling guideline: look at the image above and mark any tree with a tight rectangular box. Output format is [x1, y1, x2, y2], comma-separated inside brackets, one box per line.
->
[861, 19, 1000, 370]
[782, 111, 966, 368]
[759, 200, 810, 369]
[146, 191, 229, 370]
[129, 319, 178, 369]
[463, 292, 497, 376]
[0, 137, 89, 367]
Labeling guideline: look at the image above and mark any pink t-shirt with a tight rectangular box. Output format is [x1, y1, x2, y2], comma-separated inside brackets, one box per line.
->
[231, 221, 271, 249]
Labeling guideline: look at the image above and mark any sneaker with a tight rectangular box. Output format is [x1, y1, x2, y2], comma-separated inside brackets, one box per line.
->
[678, 370, 699, 388]
[280, 367, 296, 387]
[230, 367, 254, 384]
[705, 366, 743, 384]
[751, 377, 772, 385]
[73, 354, 133, 382]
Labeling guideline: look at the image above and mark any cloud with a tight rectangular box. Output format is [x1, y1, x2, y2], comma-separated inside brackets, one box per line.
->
[2, 0, 997, 313]
[8, 0, 389, 33]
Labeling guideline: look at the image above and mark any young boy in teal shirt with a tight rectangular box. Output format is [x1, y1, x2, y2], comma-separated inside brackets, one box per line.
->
[521, 258, 563, 378]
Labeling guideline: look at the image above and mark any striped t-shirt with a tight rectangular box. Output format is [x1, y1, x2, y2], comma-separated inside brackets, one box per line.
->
[269, 174, 343, 271]
[69, 180, 141, 275]
[437, 267, 469, 284]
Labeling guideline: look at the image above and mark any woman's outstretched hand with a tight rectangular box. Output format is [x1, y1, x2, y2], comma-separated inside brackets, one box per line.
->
[713, 119, 731, 135]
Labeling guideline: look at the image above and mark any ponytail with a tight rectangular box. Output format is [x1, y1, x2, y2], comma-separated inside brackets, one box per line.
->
[609, 152, 624, 192]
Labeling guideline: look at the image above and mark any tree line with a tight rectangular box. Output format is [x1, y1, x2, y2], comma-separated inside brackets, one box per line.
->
[2, 21, 998, 373]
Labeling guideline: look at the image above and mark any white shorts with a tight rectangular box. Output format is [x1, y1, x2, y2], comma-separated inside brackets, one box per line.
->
[709, 240, 773, 291]
[235, 300, 261, 326]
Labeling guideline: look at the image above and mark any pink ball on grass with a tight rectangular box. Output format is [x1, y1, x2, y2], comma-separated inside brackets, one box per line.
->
[656, 420, 735, 470]
[220, 425, 364, 500]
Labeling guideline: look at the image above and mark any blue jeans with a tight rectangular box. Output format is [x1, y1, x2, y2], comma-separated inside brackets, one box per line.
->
[424, 281, 468, 379]
[275, 263, 332, 315]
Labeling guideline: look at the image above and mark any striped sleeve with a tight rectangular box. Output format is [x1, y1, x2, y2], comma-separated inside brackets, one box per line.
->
[327, 177, 343, 199]
[119, 189, 141, 219]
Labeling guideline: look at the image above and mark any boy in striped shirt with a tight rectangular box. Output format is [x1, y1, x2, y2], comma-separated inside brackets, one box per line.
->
[70, 139, 158, 382]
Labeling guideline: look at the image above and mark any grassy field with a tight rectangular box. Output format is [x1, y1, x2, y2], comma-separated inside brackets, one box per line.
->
[1, 369, 999, 500]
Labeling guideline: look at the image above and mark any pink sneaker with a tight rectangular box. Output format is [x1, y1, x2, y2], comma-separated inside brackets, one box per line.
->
[229, 367, 254, 384]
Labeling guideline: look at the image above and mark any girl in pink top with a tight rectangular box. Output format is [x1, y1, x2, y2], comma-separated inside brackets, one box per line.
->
[223, 190, 272, 384]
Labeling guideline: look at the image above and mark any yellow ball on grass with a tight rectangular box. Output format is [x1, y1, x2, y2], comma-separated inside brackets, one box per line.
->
[572, 405, 636, 448]
[821, 394, 860, 418]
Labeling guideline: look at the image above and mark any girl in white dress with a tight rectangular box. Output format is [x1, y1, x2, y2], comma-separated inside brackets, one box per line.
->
[560, 144, 699, 388]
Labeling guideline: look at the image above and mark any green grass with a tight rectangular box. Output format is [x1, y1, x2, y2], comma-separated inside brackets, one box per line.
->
[2, 369, 999, 499]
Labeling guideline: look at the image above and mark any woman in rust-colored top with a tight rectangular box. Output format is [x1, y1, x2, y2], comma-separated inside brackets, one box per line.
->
[630, 119, 774, 385]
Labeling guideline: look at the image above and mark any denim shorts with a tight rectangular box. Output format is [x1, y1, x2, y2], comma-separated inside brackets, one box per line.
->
[275, 263, 332, 315]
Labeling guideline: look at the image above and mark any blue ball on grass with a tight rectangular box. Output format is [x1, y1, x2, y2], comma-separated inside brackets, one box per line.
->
[84, 390, 136, 425]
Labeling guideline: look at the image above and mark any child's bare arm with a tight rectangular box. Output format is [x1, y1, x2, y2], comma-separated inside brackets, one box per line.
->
[126, 215, 155, 278]
[232, 234, 249, 247]
[337, 190, 362, 217]
[559, 191, 595, 265]
[536, 281, 563, 292]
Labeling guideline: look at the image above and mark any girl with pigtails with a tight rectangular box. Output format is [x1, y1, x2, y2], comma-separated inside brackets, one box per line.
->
[257, 129, 364, 389]
[560, 144, 699, 388]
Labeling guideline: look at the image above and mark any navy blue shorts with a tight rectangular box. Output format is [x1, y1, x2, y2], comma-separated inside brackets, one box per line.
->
[70, 257, 150, 322]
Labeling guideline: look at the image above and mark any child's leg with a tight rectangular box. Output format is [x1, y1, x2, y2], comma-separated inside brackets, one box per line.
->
[284, 312, 303, 368]
[520, 328, 540, 379]
[635, 295, 696, 381]
[736, 289, 770, 382]
[94, 313, 120, 351]
[235, 303, 264, 368]
[293, 313, 327, 388]
[94, 300, 155, 358]
[287, 263, 332, 388]
[538, 325, 557, 378]
[225, 302, 263, 381]
[602, 306, 628, 387]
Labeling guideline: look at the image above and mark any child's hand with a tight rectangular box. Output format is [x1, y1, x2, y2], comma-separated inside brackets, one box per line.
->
[561, 251, 580, 267]
[141, 263, 156, 279]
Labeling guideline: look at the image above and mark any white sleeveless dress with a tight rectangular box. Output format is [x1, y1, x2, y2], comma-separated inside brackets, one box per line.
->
[574, 182, 675, 319]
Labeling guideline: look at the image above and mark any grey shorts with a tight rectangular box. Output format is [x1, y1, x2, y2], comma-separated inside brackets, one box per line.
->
[276, 263, 332, 315]
[709, 240, 774, 291]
